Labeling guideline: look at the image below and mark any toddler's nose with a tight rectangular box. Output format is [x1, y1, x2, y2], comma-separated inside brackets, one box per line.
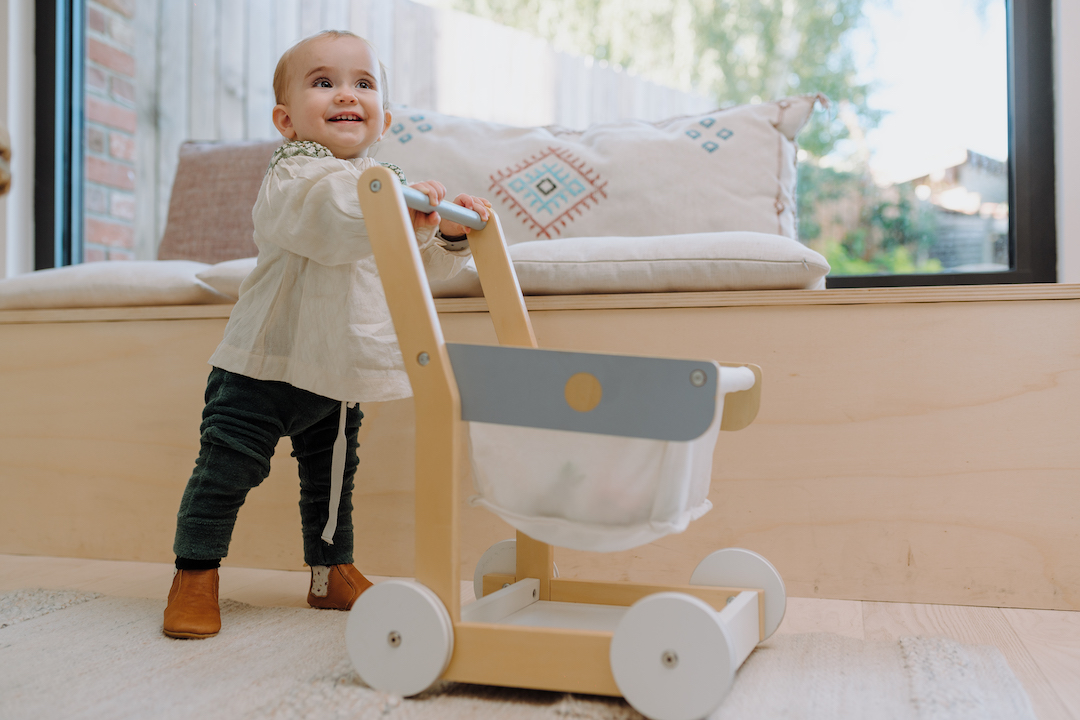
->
[336, 88, 359, 104]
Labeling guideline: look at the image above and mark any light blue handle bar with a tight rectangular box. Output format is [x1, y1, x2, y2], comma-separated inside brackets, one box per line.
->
[400, 185, 487, 231]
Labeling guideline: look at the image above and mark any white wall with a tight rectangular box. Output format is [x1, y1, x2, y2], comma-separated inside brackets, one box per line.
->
[0, 0, 33, 279]
[1056, 0, 1080, 283]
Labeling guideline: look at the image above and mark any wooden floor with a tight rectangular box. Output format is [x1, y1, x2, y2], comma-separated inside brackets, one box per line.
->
[2, 554, 1077, 720]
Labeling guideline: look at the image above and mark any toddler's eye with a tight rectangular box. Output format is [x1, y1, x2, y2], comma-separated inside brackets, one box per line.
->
[356, 80, 372, 89]
[315, 78, 332, 88]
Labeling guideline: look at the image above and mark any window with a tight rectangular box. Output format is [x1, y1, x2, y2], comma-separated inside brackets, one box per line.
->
[36, 0, 1055, 285]
[34, 0, 84, 269]
[824, 0, 1056, 287]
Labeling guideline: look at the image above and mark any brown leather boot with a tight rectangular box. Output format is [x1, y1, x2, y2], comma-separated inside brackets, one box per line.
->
[163, 568, 221, 639]
[307, 564, 373, 610]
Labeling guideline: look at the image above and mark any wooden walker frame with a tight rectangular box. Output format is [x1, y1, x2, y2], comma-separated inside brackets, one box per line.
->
[349, 166, 784, 719]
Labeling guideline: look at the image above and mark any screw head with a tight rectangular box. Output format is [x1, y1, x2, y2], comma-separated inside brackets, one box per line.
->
[370, 179, 382, 192]
[690, 369, 707, 387]
[417, 352, 430, 366]
[726, 595, 736, 605]
[661, 650, 679, 669]
[387, 630, 402, 648]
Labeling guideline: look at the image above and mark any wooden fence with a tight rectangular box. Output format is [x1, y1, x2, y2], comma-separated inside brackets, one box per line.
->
[132, 0, 713, 258]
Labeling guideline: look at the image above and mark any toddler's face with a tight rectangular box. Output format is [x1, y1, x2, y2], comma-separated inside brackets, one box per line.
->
[273, 36, 392, 159]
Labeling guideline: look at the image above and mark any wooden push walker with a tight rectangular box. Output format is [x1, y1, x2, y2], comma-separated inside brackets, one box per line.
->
[345, 165, 787, 720]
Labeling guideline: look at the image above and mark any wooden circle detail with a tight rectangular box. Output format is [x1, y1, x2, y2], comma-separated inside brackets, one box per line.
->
[565, 372, 602, 413]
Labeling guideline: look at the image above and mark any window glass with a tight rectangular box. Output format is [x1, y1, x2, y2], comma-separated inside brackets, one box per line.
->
[452, 0, 1011, 279]
[813, 0, 1009, 277]
[71, 0, 1025, 282]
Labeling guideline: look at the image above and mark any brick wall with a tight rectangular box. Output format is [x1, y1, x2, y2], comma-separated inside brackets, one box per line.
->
[83, 0, 137, 262]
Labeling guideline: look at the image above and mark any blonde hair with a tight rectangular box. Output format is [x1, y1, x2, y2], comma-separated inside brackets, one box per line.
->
[272, 30, 390, 111]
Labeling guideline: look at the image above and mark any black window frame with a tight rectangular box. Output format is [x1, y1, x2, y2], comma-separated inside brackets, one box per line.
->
[827, 0, 1056, 287]
[35, 0, 84, 270]
[34, 0, 1055, 283]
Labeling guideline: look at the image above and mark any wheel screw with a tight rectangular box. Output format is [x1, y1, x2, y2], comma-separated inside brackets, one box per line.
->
[726, 595, 736, 605]
[690, 369, 707, 387]
[370, 180, 382, 192]
[661, 650, 679, 669]
[417, 352, 430, 366]
[387, 630, 402, 648]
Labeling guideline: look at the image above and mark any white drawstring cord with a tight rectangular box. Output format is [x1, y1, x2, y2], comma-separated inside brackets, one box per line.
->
[321, 400, 354, 544]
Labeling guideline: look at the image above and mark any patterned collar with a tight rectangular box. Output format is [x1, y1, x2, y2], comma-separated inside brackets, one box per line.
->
[268, 140, 406, 184]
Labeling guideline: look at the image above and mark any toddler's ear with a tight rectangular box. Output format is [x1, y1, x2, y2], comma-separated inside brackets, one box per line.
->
[273, 104, 297, 140]
[380, 110, 392, 140]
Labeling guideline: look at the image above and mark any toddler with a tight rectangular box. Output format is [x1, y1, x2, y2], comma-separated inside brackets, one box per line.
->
[163, 30, 490, 639]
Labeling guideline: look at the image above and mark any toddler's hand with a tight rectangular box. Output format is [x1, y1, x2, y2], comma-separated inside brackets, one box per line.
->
[439, 194, 493, 239]
[408, 181, 447, 230]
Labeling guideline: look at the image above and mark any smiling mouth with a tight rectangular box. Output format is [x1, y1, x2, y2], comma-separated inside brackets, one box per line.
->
[329, 114, 363, 122]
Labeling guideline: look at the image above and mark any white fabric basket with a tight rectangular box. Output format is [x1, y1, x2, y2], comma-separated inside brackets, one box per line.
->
[467, 369, 751, 552]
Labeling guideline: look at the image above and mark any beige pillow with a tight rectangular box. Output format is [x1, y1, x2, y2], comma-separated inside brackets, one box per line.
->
[0, 260, 232, 310]
[195, 256, 258, 298]
[376, 95, 823, 246]
[193, 231, 828, 301]
[509, 232, 829, 295]
[157, 140, 281, 264]
[196, 255, 484, 300]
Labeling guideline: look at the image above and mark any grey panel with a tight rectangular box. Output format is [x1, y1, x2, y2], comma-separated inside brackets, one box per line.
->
[445, 343, 719, 441]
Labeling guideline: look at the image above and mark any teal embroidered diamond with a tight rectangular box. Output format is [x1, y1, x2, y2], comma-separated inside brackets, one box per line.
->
[490, 147, 608, 239]
[717, 128, 734, 140]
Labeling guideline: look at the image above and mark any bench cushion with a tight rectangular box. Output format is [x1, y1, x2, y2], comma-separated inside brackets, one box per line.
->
[0, 260, 231, 310]
[195, 230, 829, 300]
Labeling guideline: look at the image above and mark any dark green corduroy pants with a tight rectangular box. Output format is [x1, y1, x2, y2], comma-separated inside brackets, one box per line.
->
[174, 367, 363, 567]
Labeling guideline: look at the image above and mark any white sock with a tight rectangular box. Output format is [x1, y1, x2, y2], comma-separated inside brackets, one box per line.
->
[310, 566, 330, 597]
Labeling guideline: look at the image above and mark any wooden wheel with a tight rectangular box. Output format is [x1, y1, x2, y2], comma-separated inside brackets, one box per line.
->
[610, 592, 735, 720]
[345, 580, 454, 696]
[690, 547, 786, 639]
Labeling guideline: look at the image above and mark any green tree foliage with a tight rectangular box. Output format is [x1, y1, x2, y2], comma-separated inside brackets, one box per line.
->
[452, 0, 879, 156]
[454, 0, 956, 276]
[800, 162, 942, 275]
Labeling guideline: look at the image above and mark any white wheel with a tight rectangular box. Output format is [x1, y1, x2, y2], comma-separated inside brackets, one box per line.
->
[690, 547, 786, 639]
[345, 580, 453, 696]
[472, 539, 558, 600]
[610, 592, 735, 720]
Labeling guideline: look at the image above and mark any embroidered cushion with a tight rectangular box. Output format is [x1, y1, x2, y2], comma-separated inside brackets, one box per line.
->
[375, 95, 824, 246]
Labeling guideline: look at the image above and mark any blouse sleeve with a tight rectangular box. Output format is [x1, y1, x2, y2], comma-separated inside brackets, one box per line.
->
[252, 154, 376, 267]
[418, 228, 473, 281]
[253, 150, 474, 276]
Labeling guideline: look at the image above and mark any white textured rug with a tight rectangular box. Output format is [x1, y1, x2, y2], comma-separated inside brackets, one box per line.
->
[0, 589, 1036, 720]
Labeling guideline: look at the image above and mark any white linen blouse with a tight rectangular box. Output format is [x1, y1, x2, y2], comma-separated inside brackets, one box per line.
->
[209, 144, 471, 404]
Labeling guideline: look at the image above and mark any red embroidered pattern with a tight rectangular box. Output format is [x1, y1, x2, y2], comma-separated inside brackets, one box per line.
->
[489, 147, 608, 239]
